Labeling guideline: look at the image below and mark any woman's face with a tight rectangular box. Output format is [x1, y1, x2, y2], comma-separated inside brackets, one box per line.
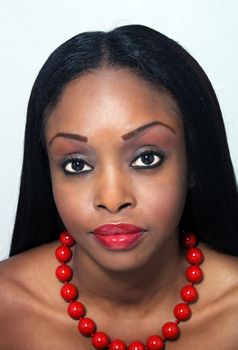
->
[45, 68, 188, 271]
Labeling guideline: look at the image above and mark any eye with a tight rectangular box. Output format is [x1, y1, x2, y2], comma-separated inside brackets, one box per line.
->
[60, 156, 93, 175]
[130, 149, 165, 169]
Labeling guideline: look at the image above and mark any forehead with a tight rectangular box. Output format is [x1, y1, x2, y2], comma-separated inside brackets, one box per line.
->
[44, 67, 183, 141]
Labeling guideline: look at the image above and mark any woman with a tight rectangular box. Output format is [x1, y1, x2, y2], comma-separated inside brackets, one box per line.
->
[0, 24, 238, 349]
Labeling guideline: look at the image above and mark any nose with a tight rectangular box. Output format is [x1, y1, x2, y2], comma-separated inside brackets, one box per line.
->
[93, 170, 136, 213]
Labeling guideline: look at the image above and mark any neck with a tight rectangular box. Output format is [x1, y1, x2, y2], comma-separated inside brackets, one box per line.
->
[70, 235, 186, 314]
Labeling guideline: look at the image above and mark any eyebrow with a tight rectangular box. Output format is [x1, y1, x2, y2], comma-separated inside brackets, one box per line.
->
[122, 120, 176, 140]
[49, 120, 176, 147]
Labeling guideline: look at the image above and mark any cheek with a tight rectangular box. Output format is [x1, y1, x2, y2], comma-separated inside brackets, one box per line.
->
[137, 159, 188, 230]
[51, 177, 94, 233]
[144, 184, 187, 225]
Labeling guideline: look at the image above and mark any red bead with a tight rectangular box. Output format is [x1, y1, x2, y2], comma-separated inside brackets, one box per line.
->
[182, 232, 197, 248]
[67, 301, 85, 319]
[173, 303, 191, 321]
[186, 247, 203, 265]
[55, 245, 72, 263]
[92, 331, 110, 349]
[180, 284, 198, 303]
[56, 264, 73, 282]
[59, 231, 75, 246]
[128, 341, 145, 350]
[78, 317, 96, 336]
[146, 335, 164, 350]
[60, 283, 78, 301]
[109, 339, 127, 350]
[186, 265, 203, 283]
[162, 322, 180, 340]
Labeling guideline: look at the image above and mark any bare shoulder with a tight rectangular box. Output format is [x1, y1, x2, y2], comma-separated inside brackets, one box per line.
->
[200, 241, 238, 293]
[196, 242, 238, 346]
[0, 240, 59, 293]
[0, 241, 59, 349]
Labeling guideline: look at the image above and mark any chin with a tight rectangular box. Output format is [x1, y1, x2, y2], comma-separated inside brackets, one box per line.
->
[93, 249, 155, 274]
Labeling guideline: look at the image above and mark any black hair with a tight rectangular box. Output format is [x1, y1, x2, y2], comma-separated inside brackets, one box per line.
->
[9, 24, 238, 257]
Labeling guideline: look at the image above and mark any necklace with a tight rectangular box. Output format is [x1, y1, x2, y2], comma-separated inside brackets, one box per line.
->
[55, 230, 204, 350]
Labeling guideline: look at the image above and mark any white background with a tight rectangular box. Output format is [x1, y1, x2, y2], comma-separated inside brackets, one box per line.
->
[0, 0, 237, 260]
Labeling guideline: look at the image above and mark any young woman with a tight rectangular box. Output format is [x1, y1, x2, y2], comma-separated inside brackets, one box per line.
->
[0, 24, 238, 350]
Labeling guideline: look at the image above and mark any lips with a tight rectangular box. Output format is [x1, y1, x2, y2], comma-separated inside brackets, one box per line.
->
[92, 223, 146, 236]
[91, 223, 147, 250]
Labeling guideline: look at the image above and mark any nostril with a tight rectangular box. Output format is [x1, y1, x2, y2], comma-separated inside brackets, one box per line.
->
[96, 202, 132, 212]
[119, 202, 132, 210]
[97, 204, 107, 209]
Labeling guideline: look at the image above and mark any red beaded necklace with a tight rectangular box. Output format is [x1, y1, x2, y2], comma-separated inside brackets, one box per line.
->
[55, 231, 204, 350]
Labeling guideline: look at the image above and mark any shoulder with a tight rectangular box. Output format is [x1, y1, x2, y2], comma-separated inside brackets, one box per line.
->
[200, 241, 238, 292]
[0, 241, 59, 349]
[196, 242, 238, 344]
[199, 241, 238, 303]
[0, 240, 59, 292]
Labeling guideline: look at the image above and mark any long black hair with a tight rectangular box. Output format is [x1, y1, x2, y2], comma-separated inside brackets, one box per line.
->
[9, 24, 238, 257]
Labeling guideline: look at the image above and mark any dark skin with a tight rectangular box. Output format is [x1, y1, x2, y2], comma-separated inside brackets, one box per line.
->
[0, 68, 238, 349]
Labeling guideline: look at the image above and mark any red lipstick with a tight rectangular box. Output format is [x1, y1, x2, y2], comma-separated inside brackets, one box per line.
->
[92, 223, 147, 250]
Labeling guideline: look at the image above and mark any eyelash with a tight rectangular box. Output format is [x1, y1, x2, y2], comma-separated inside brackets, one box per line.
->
[59, 148, 165, 176]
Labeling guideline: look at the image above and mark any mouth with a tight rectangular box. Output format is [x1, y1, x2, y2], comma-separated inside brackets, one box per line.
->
[91, 223, 147, 250]
[92, 223, 146, 236]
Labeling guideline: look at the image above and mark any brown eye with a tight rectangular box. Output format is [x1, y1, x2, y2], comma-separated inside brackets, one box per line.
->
[60, 157, 93, 175]
[131, 150, 164, 169]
